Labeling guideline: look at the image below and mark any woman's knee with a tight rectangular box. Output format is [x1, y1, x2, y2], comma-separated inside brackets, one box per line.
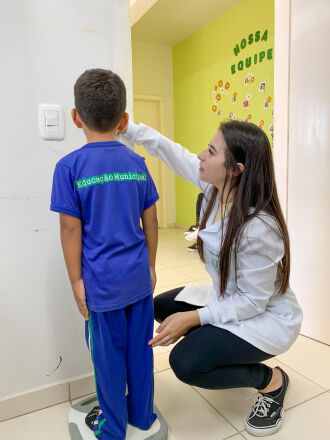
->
[153, 288, 184, 323]
[169, 345, 199, 385]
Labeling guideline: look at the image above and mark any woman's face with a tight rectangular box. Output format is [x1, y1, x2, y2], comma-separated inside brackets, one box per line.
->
[198, 130, 228, 188]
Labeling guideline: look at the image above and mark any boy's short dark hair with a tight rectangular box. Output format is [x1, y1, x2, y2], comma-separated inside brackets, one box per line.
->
[74, 68, 126, 132]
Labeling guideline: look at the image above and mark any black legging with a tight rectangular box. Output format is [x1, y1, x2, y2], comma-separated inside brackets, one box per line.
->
[154, 287, 274, 390]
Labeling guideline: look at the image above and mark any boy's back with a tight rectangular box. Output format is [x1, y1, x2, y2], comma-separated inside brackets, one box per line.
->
[51, 140, 158, 312]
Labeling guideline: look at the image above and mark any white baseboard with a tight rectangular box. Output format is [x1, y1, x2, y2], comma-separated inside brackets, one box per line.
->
[0, 374, 96, 422]
[0, 382, 69, 422]
[70, 374, 96, 401]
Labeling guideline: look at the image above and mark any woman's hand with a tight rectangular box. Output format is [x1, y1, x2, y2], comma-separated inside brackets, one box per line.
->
[148, 311, 201, 347]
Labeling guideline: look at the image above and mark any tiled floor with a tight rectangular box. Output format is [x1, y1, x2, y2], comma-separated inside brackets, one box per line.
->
[1, 228, 330, 439]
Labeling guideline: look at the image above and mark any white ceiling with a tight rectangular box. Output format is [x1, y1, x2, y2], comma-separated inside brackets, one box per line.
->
[131, 0, 243, 47]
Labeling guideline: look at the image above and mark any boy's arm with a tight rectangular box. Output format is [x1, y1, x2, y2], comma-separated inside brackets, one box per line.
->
[59, 213, 89, 320]
[141, 204, 158, 292]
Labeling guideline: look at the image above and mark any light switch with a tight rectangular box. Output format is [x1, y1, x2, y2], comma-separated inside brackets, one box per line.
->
[39, 104, 64, 140]
[46, 117, 59, 126]
[45, 110, 58, 118]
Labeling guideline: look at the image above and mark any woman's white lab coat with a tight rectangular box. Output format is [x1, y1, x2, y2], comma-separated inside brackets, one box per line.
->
[124, 123, 303, 355]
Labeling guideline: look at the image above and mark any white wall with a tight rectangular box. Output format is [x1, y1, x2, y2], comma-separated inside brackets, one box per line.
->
[0, 0, 132, 400]
[287, 0, 330, 344]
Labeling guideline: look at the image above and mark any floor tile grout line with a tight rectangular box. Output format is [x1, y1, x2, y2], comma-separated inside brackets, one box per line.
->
[192, 386, 241, 437]
[299, 333, 330, 348]
[154, 366, 171, 375]
[274, 358, 328, 391]
[223, 433, 244, 440]
[282, 390, 328, 413]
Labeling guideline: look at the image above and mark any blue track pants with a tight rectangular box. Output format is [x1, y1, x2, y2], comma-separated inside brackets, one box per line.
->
[85, 295, 157, 440]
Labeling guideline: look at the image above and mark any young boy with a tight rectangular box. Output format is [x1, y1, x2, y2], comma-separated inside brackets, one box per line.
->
[50, 69, 159, 440]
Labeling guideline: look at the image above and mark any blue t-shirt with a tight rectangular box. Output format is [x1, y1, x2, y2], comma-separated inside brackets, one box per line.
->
[50, 140, 159, 312]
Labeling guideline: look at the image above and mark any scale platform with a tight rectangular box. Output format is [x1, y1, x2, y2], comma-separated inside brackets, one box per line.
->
[69, 394, 168, 440]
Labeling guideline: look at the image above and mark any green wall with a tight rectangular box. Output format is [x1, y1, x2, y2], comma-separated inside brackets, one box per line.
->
[173, 0, 274, 226]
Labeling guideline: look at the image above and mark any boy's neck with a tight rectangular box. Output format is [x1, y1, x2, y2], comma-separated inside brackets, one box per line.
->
[84, 129, 117, 144]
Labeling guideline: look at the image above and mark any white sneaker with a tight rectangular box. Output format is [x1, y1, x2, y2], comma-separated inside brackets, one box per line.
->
[184, 229, 199, 242]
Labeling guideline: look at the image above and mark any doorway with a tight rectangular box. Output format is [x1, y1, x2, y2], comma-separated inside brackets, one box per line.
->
[133, 94, 167, 227]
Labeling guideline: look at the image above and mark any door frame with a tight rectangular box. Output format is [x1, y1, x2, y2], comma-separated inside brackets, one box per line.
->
[133, 94, 169, 228]
[274, 0, 291, 220]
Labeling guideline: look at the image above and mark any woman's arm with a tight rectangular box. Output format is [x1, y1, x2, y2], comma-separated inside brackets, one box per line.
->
[198, 216, 285, 326]
[123, 123, 209, 192]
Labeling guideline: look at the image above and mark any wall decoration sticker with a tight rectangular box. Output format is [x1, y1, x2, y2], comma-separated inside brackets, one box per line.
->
[208, 29, 273, 142]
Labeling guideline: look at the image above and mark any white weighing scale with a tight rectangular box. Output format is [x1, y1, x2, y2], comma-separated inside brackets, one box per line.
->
[69, 394, 168, 440]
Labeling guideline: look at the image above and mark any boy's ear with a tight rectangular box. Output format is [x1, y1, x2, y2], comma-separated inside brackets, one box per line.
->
[71, 108, 83, 128]
[117, 112, 129, 133]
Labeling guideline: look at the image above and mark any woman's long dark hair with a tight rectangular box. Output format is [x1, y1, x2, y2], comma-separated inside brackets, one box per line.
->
[197, 120, 290, 296]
